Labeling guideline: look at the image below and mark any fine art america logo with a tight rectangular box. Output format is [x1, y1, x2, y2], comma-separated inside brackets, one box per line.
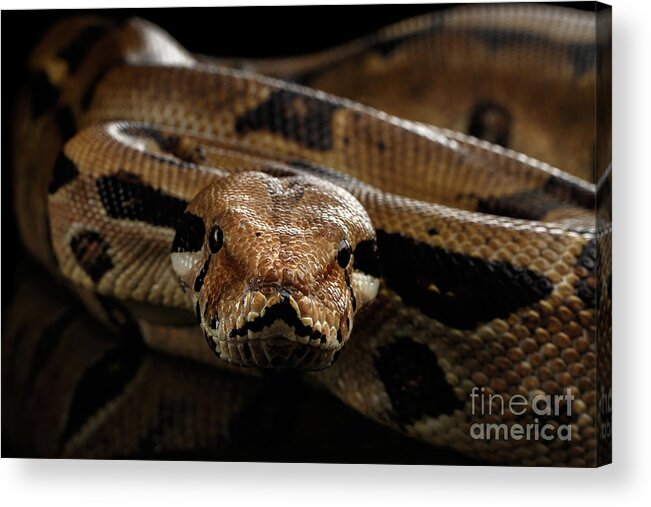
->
[469, 387, 574, 442]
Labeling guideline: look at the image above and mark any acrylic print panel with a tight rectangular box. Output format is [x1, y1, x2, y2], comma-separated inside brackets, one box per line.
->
[1, 2, 611, 466]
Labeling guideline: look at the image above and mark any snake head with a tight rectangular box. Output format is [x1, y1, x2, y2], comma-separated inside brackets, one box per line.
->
[170, 171, 380, 370]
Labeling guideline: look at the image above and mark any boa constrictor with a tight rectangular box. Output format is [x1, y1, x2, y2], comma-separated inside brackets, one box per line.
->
[11, 4, 610, 465]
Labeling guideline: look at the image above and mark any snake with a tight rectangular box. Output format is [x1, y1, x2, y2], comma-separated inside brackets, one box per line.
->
[2, 270, 479, 462]
[10, 4, 611, 465]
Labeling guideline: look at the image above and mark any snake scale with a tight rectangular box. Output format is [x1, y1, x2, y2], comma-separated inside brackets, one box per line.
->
[8, 4, 611, 465]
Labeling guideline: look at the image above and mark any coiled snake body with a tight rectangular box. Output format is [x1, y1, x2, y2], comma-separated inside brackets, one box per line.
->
[11, 5, 609, 465]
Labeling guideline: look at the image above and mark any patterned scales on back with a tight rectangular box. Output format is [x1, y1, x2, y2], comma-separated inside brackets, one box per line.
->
[11, 4, 607, 466]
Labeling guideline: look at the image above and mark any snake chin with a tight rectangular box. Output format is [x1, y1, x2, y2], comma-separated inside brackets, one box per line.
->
[202, 288, 347, 370]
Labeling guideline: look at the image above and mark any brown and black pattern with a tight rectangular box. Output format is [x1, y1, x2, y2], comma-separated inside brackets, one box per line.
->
[574, 238, 597, 308]
[96, 170, 189, 228]
[69, 230, 114, 283]
[172, 212, 206, 253]
[235, 89, 340, 151]
[376, 230, 553, 330]
[13, 4, 609, 466]
[474, 27, 596, 77]
[193, 255, 212, 293]
[49, 151, 80, 194]
[374, 337, 464, 427]
[475, 189, 576, 221]
[467, 100, 512, 147]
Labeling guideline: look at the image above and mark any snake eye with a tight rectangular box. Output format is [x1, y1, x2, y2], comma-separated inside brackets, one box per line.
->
[209, 225, 223, 253]
[337, 239, 352, 268]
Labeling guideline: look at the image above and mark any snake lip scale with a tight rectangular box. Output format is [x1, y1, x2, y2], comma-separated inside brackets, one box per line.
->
[211, 288, 346, 369]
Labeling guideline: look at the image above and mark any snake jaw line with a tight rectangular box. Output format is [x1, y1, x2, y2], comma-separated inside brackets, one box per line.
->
[215, 289, 345, 370]
[187, 272, 353, 370]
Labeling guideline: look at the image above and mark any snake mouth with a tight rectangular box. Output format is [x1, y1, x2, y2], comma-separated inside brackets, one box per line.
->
[229, 290, 341, 344]
[206, 289, 345, 370]
[217, 336, 337, 370]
